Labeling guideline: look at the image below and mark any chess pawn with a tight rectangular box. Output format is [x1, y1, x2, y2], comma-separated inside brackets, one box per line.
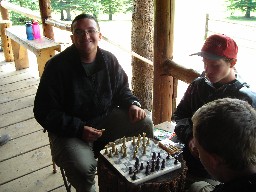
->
[143, 145, 146, 155]
[108, 150, 113, 158]
[122, 147, 127, 157]
[133, 151, 137, 159]
[115, 148, 118, 156]
[147, 137, 150, 145]
[112, 142, 116, 153]
[132, 136, 136, 145]
[104, 147, 108, 155]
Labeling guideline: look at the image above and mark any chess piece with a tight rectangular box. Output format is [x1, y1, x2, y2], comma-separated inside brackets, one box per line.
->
[112, 142, 116, 153]
[140, 162, 144, 170]
[132, 136, 136, 145]
[123, 147, 127, 157]
[174, 157, 178, 164]
[104, 147, 108, 155]
[129, 167, 133, 174]
[145, 165, 149, 175]
[135, 157, 139, 168]
[132, 172, 137, 180]
[133, 150, 137, 159]
[166, 153, 170, 160]
[157, 152, 161, 158]
[156, 158, 160, 170]
[151, 160, 155, 172]
[161, 159, 166, 169]
[143, 145, 146, 155]
[108, 150, 112, 158]
[115, 147, 118, 156]
[152, 152, 156, 160]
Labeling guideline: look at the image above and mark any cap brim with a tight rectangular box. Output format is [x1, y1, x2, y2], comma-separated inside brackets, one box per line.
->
[190, 51, 223, 60]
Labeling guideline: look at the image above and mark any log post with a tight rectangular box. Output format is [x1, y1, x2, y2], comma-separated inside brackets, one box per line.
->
[39, 0, 54, 40]
[153, 0, 175, 124]
[0, 20, 14, 61]
[0, 0, 9, 20]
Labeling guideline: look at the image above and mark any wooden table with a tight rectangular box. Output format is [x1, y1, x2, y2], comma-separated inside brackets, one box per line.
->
[5, 26, 61, 77]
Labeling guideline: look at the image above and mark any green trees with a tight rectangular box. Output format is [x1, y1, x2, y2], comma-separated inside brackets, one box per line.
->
[226, 0, 256, 18]
[9, 0, 39, 25]
[51, 0, 132, 21]
[51, 0, 101, 21]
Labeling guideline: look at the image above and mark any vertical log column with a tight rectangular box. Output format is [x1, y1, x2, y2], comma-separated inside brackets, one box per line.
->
[0, 2, 13, 61]
[153, 0, 175, 124]
[39, 0, 54, 40]
[0, 20, 14, 61]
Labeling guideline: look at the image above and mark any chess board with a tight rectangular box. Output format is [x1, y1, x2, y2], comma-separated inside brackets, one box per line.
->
[100, 136, 182, 185]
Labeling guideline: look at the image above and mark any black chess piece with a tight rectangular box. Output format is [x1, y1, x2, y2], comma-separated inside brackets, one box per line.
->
[129, 166, 133, 174]
[135, 157, 139, 167]
[161, 159, 166, 169]
[174, 157, 178, 164]
[157, 152, 161, 158]
[155, 158, 160, 170]
[140, 162, 144, 170]
[132, 171, 137, 180]
[152, 152, 156, 160]
[151, 160, 155, 172]
[166, 153, 170, 159]
[145, 165, 149, 175]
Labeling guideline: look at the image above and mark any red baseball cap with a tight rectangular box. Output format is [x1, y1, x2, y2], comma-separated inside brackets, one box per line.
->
[190, 34, 238, 60]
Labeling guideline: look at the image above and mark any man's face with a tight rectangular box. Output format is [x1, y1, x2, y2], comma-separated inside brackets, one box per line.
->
[203, 58, 232, 84]
[71, 18, 102, 56]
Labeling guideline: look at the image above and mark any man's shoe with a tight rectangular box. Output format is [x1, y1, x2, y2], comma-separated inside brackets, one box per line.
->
[0, 134, 10, 146]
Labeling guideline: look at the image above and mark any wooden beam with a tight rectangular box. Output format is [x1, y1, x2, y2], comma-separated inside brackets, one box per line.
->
[153, 0, 175, 124]
[163, 59, 200, 84]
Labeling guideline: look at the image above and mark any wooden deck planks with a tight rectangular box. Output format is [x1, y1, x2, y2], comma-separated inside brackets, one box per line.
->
[0, 54, 65, 191]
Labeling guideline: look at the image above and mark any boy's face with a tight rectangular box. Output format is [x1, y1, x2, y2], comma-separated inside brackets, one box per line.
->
[203, 58, 233, 84]
[193, 136, 220, 179]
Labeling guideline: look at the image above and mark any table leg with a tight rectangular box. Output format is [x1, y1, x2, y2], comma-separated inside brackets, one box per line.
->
[11, 40, 29, 70]
[36, 49, 56, 77]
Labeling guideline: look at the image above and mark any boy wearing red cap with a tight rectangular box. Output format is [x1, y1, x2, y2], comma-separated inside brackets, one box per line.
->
[172, 34, 256, 180]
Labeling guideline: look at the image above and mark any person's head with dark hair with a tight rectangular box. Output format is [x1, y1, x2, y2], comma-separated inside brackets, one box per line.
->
[70, 13, 102, 63]
[192, 98, 256, 183]
[71, 13, 100, 32]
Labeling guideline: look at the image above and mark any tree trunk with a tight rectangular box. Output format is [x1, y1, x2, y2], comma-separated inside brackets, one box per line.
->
[131, 0, 154, 111]
[66, 8, 71, 21]
[61, 10, 64, 20]
[245, 7, 251, 18]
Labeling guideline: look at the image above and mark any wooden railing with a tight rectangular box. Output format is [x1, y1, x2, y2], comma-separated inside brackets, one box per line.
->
[0, 0, 200, 111]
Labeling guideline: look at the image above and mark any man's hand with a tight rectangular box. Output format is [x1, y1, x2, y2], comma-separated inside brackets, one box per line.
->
[189, 138, 199, 158]
[82, 126, 104, 142]
[129, 105, 146, 123]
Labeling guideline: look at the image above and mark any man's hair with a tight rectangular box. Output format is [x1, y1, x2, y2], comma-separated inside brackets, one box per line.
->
[71, 13, 100, 33]
[192, 98, 256, 170]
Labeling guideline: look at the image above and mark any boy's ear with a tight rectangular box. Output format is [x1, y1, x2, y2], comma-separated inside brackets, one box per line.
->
[230, 59, 237, 67]
[208, 152, 224, 169]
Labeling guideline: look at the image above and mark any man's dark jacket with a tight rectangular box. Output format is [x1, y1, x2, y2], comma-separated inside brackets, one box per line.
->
[33, 45, 139, 138]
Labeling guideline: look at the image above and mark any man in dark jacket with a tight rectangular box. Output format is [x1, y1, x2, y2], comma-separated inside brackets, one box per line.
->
[33, 13, 153, 192]
[189, 98, 256, 192]
[172, 34, 256, 178]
